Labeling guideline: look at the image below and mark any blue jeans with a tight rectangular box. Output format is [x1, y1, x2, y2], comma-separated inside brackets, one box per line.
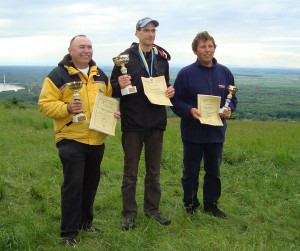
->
[182, 141, 223, 207]
[57, 139, 105, 238]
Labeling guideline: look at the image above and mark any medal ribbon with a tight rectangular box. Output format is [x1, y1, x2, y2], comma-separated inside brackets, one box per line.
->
[138, 44, 154, 77]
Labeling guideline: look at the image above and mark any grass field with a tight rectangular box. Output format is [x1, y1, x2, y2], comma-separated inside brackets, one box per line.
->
[0, 104, 299, 250]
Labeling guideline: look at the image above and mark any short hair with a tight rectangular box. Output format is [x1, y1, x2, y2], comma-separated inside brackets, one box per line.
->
[192, 31, 217, 52]
[69, 34, 87, 47]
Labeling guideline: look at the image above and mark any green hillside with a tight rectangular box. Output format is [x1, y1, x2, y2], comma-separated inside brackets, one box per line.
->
[0, 104, 299, 250]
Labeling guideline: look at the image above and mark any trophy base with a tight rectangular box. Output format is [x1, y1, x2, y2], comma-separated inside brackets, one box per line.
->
[73, 113, 87, 123]
[121, 86, 137, 96]
[219, 107, 230, 117]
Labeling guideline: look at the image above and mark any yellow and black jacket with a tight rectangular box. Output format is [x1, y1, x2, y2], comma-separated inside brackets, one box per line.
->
[38, 54, 112, 145]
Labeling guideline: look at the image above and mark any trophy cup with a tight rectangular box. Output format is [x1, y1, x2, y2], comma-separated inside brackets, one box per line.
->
[112, 54, 137, 96]
[219, 85, 238, 117]
[66, 81, 87, 122]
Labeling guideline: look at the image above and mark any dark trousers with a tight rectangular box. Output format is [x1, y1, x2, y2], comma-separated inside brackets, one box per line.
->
[182, 141, 223, 207]
[121, 130, 163, 218]
[57, 139, 105, 238]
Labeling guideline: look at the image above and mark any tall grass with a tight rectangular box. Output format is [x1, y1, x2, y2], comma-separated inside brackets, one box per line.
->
[0, 104, 299, 251]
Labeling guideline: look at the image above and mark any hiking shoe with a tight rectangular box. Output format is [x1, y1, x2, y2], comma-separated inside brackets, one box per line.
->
[62, 238, 77, 247]
[185, 204, 199, 214]
[204, 203, 227, 218]
[82, 225, 104, 233]
[147, 213, 171, 225]
[122, 217, 135, 230]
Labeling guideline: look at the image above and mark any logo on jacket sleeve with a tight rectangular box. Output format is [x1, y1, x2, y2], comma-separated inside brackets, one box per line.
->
[218, 84, 226, 89]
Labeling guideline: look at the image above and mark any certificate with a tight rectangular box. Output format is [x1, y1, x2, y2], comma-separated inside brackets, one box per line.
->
[89, 94, 119, 136]
[197, 94, 223, 126]
[141, 76, 173, 106]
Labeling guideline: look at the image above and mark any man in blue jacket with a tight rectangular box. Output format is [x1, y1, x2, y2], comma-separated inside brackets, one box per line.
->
[171, 31, 237, 218]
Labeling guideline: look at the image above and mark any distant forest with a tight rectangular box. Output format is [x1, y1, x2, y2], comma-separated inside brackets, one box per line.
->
[0, 66, 299, 121]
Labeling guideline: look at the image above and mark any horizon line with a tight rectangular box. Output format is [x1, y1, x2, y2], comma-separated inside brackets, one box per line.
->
[0, 65, 299, 70]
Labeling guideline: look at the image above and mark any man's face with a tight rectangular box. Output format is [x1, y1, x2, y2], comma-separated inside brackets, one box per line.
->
[135, 22, 156, 47]
[68, 36, 93, 69]
[194, 39, 215, 67]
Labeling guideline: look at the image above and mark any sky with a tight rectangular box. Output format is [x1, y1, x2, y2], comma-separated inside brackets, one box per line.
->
[1, 0, 300, 68]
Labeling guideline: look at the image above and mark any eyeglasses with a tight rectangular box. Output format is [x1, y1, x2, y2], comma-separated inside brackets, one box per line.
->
[141, 28, 157, 34]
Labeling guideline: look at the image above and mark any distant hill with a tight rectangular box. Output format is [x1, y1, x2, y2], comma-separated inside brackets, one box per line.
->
[0, 66, 299, 121]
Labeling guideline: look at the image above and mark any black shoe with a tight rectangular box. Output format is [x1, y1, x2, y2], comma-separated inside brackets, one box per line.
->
[82, 225, 104, 233]
[62, 238, 77, 247]
[147, 213, 172, 225]
[185, 204, 199, 214]
[122, 217, 135, 230]
[204, 203, 227, 218]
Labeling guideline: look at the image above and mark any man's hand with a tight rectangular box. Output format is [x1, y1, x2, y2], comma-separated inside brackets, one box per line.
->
[165, 86, 175, 98]
[190, 107, 200, 120]
[114, 111, 121, 119]
[219, 107, 232, 119]
[67, 100, 83, 114]
[118, 75, 131, 89]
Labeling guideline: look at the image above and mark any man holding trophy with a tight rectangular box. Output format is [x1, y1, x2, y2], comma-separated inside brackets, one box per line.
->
[111, 17, 175, 230]
[39, 35, 120, 247]
[171, 31, 237, 218]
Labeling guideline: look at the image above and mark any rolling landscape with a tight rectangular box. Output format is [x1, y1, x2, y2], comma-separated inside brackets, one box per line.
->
[0, 65, 299, 250]
[0, 65, 299, 121]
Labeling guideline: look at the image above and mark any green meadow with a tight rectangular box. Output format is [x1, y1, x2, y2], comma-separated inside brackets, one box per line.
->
[0, 103, 299, 250]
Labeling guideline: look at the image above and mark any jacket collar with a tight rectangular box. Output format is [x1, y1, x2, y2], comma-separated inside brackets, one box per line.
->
[58, 54, 99, 77]
[195, 57, 217, 68]
[130, 42, 171, 61]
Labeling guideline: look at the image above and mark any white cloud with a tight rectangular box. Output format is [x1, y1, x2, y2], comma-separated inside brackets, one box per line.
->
[0, 0, 299, 68]
[0, 36, 68, 65]
[0, 18, 13, 27]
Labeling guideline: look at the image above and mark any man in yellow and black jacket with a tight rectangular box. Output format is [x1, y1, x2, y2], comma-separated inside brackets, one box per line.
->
[39, 35, 119, 247]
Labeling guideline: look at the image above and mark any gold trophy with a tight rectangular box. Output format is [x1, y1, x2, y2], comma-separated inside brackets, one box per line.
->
[219, 85, 238, 117]
[66, 81, 87, 122]
[112, 54, 137, 96]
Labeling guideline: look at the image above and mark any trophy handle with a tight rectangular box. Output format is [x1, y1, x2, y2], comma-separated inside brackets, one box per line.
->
[120, 65, 127, 75]
[224, 98, 231, 108]
[73, 90, 80, 100]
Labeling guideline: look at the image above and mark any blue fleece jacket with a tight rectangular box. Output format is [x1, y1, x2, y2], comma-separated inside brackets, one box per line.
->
[171, 58, 237, 144]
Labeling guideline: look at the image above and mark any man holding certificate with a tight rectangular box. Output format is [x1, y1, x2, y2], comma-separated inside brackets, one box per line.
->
[39, 35, 120, 247]
[110, 17, 175, 230]
[171, 31, 237, 218]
